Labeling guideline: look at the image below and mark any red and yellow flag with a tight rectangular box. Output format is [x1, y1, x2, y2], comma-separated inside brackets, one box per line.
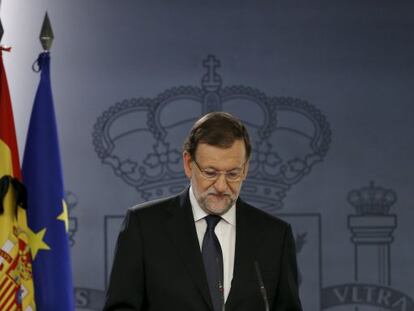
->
[0, 49, 36, 311]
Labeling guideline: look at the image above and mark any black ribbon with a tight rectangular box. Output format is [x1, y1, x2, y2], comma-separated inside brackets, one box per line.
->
[0, 175, 27, 216]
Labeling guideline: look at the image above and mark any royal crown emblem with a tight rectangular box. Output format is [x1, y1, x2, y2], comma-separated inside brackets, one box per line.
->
[92, 55, 331, 213]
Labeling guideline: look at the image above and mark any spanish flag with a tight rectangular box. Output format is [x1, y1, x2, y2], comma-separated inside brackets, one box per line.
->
[0, 49, 36, 310]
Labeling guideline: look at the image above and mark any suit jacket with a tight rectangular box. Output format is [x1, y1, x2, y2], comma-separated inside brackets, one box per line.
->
[103, 189, 302, 311]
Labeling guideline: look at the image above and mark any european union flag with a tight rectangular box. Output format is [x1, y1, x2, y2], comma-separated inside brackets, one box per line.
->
[22, 52, 74, 310]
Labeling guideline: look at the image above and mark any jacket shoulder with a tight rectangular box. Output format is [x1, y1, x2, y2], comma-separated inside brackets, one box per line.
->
[129, 193, 177, 213]
[239, 198, 291, 230]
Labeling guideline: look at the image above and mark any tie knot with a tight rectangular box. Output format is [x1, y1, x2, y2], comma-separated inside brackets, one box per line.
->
[205, 215, 221, 230]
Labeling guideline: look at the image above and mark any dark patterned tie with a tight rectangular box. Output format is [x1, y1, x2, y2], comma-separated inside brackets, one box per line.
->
[202, 215, 224, 311]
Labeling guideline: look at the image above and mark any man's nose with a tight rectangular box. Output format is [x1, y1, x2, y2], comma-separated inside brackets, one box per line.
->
[213, 173, 228, 192]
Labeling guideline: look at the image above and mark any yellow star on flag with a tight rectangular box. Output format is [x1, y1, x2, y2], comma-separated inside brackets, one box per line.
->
[28, 227, 50, 260]
[57, 199, 69, 232]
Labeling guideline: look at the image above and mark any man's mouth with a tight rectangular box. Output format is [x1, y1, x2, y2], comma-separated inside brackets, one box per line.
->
[208, 193, 230, 199]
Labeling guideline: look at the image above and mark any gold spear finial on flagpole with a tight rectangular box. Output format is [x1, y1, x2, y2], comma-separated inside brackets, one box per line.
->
[39, 12, 54, 51]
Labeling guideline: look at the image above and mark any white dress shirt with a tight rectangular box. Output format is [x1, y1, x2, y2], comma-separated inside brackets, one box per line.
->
[189, 186, 236, 302]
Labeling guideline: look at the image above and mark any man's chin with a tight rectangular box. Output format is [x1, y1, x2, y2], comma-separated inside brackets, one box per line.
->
[203, 199, 233, 215]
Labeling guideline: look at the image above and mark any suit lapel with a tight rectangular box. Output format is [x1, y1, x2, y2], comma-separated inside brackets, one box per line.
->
[164, 189, 213, 309]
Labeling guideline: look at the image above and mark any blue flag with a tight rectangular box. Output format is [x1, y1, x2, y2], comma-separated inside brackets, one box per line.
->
[22, 52, 74, 311]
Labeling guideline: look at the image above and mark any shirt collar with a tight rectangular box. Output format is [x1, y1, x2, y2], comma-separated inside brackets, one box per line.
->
[189, 185, 236, 226]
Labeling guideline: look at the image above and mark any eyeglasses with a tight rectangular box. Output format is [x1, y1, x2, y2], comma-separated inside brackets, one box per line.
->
[192, 158, 246, 182]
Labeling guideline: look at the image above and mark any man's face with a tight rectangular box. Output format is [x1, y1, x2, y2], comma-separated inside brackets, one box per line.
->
[183, 140, 249, 215]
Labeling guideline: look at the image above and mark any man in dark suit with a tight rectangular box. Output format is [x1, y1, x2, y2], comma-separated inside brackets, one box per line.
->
[104, 112, 302, 311]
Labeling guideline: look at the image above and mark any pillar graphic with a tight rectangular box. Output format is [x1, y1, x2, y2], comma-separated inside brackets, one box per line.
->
[347, 181, 397, 286]
[348, 182, 397, 286]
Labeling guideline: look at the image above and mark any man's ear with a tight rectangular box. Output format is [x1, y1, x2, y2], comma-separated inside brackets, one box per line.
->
[183, 151, 193, 179]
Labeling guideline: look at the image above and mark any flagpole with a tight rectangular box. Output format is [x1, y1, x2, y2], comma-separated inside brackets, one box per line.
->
[0, 16, 10, 51]
[0, 17, 3, 43]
